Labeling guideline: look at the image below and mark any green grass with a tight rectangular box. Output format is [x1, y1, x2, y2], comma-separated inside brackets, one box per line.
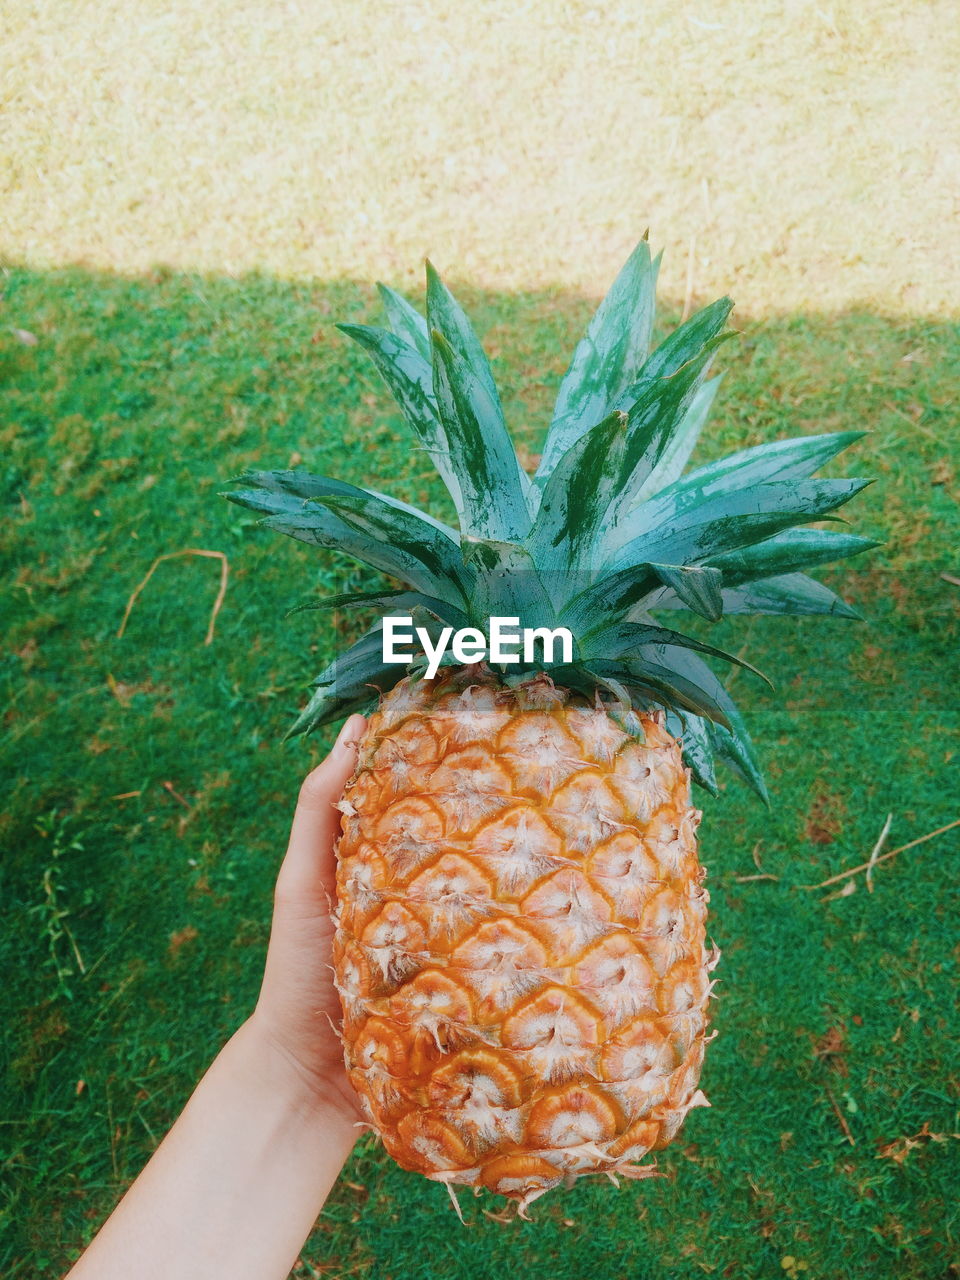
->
[1, 265, 958, 1278]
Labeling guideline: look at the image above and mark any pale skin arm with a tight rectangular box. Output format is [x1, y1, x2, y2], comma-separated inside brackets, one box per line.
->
[67, 714, 368, 1280]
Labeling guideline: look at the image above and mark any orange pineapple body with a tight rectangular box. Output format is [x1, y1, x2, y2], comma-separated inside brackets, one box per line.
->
[333, 668, 716, 1214]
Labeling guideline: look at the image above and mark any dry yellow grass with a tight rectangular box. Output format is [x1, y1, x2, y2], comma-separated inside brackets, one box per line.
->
[3, 0, 958, 313]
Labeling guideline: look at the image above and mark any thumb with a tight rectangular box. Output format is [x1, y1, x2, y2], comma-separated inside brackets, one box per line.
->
[277, 713, 366, 902]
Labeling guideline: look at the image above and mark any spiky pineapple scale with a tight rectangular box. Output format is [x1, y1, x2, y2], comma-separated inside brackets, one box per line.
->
[333, 667, 714, 1213]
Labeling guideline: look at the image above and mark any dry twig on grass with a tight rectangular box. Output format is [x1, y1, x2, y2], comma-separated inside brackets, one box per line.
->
[865, 812, 893, 892]
[820, 880, 857, 903]
[162, 780, 192, 810]
[734, 840, 780, 883]
[799, 817, 960, 891]
[824, 1086, 856, 1146]
[117, 549, 229, 645]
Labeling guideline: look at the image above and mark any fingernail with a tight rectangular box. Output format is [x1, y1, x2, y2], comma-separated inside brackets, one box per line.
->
[335, 713, 365, 752]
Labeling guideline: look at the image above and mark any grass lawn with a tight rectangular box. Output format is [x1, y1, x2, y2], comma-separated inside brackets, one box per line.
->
[2, 2, 959, 1277]
[2, 267, 958, 1278]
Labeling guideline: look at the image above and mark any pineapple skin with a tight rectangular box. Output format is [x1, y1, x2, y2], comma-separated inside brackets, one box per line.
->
[332, 667, 716, 1214]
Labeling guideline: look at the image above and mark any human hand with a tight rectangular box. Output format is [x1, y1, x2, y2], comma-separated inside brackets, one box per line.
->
[248, 713, 367, 1125]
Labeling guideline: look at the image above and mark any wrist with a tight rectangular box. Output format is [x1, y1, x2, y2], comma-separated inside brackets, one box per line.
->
[234, 1014, 363, 1135]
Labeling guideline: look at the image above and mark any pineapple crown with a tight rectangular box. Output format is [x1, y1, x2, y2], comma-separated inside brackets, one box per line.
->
[224, 240, 876, 800]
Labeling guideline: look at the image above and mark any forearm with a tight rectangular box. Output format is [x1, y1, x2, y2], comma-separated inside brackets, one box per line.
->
[67, 1018, 358, 1280]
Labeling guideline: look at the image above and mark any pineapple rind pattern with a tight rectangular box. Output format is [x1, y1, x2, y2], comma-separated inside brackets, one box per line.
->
[333, 668, 715, 1213]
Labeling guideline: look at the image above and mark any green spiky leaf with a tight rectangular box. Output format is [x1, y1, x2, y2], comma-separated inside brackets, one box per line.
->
[285, 628, 396, 739]
[706, 528, 880, 583]
[233, 469, 456, 537]
[533, 340, 727, 577]
[335, 324, 464, 516]
[641, 297, 735, 381]
[708, 718, 769, 804]
[536, 239, 660, 483]
[431, 329, 534, 540]
[662, 649, 768, 801]
[607, 336, 731, 521]
[459, 537, 557, 634]
[232, 481, 473, 606]
[611, 477, 873, 568]
[377, 282, 431, 361]
[629, 377, 722, 506]
[581, 620, 772, 690]
[667, 710, 719, 795]
[225, 484, 456, 600]
[715, 572, 863, 618]
[652, 429, 866, 509]
[426, 262, 504, 421]
[649, 564, 724, 621]
[527, 410, 629, 572]
[287, 589, 471, 631]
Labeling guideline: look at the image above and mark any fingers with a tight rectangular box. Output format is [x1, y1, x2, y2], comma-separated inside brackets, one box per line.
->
[278, 714, 366, 900]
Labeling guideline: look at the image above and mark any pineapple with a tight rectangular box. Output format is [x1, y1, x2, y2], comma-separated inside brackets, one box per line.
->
[225, 241, 873, 1216]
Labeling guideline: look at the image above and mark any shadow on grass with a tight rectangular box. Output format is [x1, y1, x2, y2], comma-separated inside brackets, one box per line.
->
[1, 264, 958, 1278]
